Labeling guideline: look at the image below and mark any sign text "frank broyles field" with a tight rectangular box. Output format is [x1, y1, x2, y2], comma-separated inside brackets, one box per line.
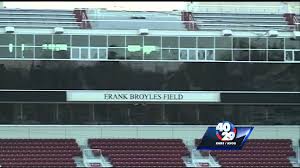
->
[104, 93, 184, 101]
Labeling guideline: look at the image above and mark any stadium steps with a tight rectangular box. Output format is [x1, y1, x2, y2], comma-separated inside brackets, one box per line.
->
[0, 8, 80, 29]
[193, 13, 293, 32]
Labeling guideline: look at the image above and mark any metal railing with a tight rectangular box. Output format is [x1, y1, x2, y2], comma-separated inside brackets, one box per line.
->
[188, 5, 283, 14]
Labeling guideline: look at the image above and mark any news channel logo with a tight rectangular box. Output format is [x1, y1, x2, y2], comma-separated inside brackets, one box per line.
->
[197, 121, 253, 150]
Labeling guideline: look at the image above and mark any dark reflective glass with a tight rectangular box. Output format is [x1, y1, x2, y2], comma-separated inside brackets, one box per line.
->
[90, 36, 107, 47]
[108, 48, 125, 59]
[0, 34, 15, 45]
[268, 50, 284, 61]
[233, 37, 249, 49]
[1, 60, 300, 91]
[250, 50, 266, 61]
[1, 103, 299, 125]
[215, 37, 232, 48]
[108, 36, 125, 47]
[250, 38, 267, 49]
[180, 37, 196, 48]
[72, 35, 89, 47]
[215, 50, 232, 61]
[233, 50, 249, 61]
[162, 37, 178, 48]
[198, 37, 214, 48]
[285, 38, 300, 49]
[268, 38, 284, 49]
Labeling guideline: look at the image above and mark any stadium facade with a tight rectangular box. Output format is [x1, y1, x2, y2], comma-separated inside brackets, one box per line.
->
[0, 2, 300, 167]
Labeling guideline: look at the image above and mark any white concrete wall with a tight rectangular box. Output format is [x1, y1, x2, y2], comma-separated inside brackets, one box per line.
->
[0, 125, 299, 146]
[0, 2, 3, 8]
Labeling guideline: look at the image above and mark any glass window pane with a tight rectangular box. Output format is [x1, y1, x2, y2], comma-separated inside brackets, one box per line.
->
[189, 50, 197, 60]
[197, 50, 205, 60]
[250, 38, 267, 49]
[250, 50, 267, 61]
[108, 48, 125, 59]
[126, 36, 143, 46]
[285, 38, 300, 49]
[16, 34, 34, 46]
[99, 49, 107, 59]
[35, 35, 52, 46]
[179, 50, 187, 60]
[0, 34, 15, 45]
[206, 50, 214, 60]
[127, 47, 142, 60]
[52, 36, 70, 59]
[143, 37, 161, 60]
[0, 47, 15, 58]
[53, 50, 70, 59]
[90, 48, 98, 59]
[162, 49, 178, 60]
[144, 50, 161, 60]
[90, 36, 107, 47]
[81, 48, 89, 59]
[71, 35, 89, 47]
[180, 37, 196, 48]
[198, 37, 214, 48]
[162, 37, 178, 48]
[72, 48, 79, 59]
[295, 51, 300, 61]
[144, 36, 161, 46]
[233, 37, 249, 49]
[53, 35, 71, 46]
[108, 36, 125, 47]
[16, 46, 34, 58]
[35, 47, 52, 59]
[215, 37, 232, 48]
[268, 50, 284, 61]
[268, 38, 284, 49]
[233, 50, 249, 61]
[285, 51, 293, 61]
[215, 50, 232, 61]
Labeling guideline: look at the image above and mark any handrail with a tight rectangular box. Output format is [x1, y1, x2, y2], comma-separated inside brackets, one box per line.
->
[188, 5, 283, 14]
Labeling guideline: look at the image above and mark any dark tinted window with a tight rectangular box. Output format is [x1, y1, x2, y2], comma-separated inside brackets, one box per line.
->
[268, 38, 284, 49]
[180, 37, 196, 48]
[162, 37, 178, 48]
[215, 37, 232, 48]
[198, 37, 214, 48]
[250, 38, 267, 49]
[0, 34, 14, 45]
[90, 36, 107, 47]
[215, 50, 232, 61]
[108, 36, 125, 47]
[233, 50, 249, 61]
[71, 35, 89, 47]
[233, 37, 249, 49]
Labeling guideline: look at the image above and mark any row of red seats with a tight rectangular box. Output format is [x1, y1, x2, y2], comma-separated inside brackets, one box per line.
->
[112, 161, 185, 167]
[101, 150, 189, 155]
[216, 153, 294, 158]
[218, 157, 290, 162]
[0, 158, 74, 162]
[110, 157, 183, 162]
[0, 146, 79, 149]
[91, 145, 186, 150]
[0, 139, 75, 142]
[108, 153, 183, 158]
[89, 142, 184, 146]
[0, 163, 76, 166]
[0, 153, 74, 158]
[220, 162, 292, 166]
[89, 139, 182, 142]
[211, 150, 294, 154]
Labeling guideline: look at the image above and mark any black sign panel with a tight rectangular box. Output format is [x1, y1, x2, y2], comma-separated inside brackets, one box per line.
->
[0, 91, 66, 102]
[221, 93, 300, 104]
